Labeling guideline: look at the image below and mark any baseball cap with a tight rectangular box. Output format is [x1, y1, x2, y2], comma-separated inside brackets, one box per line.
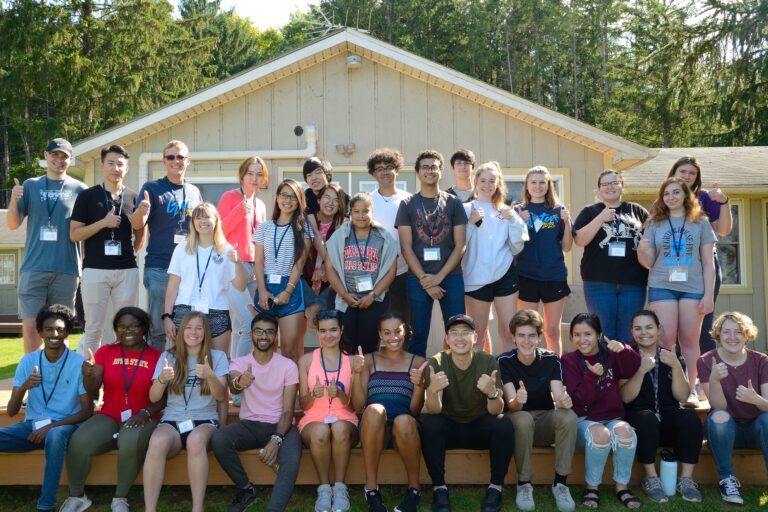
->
[445, 314, 476, 331]
[46, 138, 73, 157]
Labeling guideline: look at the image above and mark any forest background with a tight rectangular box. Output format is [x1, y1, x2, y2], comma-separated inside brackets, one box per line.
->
[0, 0, 765, 208]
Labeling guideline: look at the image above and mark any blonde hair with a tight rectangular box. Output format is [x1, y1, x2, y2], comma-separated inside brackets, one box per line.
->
[523, 165, 560, 209]
[163, 140, 189, 156]
[186, 203, 228, 255]
[711, 312, 759, 343]
[169, 312, 214, 396]
[472, 161, 507, 211]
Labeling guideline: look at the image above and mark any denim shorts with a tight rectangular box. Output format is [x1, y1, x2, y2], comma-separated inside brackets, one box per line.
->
[647, 287, 703, 303]
[254, 275, 305, 317]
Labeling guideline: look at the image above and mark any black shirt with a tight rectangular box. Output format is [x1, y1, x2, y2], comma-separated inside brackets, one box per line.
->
[573, 201, 648, 286]
[625, 352, 687, 414]
[71, 185, 138, 269]
[498, 348, 563, 411]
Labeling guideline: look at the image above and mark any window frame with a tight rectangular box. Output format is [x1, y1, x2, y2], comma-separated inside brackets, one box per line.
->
[718, 198, 750, 294]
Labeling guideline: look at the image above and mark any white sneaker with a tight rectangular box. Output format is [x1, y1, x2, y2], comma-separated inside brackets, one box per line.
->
[551, 483, 576, 512]
[59, 495, 92, 512]
[110, 497, 129, 512]
[315, 484, 333, 512]
[515, 483, 535, 511]
[332, 482, 351, 512]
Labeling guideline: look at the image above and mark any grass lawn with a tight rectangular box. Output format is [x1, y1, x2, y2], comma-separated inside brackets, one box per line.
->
[0, 334, 80, 380]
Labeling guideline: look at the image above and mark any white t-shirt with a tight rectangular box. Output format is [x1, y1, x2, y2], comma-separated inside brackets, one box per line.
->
[167, 242, 236, 310]
[371, 188, 411, 276]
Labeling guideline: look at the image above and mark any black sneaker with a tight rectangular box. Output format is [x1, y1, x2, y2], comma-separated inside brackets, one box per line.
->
[481, 487, 503, 512]
[365, 488, 387, 512]
[432, 487, 451, 512]
[395, 487, 421, 512]
[228, 485, 257, 512]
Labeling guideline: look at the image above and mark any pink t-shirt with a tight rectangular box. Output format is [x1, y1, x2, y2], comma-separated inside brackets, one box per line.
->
[230, 352, 299, 423]
[698, 348, 768, 421]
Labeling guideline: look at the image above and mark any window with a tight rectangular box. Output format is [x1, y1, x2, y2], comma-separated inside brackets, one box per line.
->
[718, 201, 745, 287]
[503, 173, 566, 205]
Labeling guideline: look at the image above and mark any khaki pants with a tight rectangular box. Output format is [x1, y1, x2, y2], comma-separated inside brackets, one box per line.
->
[507, 408, 578, 481]
[80, 267, 139, 355]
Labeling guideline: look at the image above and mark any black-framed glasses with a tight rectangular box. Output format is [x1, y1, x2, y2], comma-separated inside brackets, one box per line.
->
[163, 154, 188, 161]
[252, 328, 277, 337]
[278, 192, 298, 202]
[374, 165, 396, 173]
[419, 164, 440, 172]
[317, 310, 341, 321]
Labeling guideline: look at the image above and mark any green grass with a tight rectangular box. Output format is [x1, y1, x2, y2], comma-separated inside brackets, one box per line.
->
[0, 334, 80, 380]
[0, 484, 765, 511]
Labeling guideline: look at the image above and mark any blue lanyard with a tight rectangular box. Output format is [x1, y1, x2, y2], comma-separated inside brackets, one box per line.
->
[351, 228, 372, 270]
[164, 178, 187, 224]
[667, 217, 687, 259]
[417, 194, 439, 245]
[273, 223, 291, 260]
[38, 349, 70, 408]
[43, 176, 65, 224]
[320, 348, 343, 405]
[119, 344, 145, 409]
[196, 246, 214, 295]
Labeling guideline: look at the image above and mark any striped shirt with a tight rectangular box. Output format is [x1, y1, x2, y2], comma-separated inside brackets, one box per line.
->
[254, 220, 314, 276]
[366, 353, 416, 424]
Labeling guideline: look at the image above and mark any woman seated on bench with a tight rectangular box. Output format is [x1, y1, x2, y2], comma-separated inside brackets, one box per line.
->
[697, 311, 768, 506]
[143, 312, 229, 512]
[297, 310, 360, 512]
[61, 307, 164, 512]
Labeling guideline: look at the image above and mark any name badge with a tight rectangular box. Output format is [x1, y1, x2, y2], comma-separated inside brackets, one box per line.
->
[323, 416, 338, 424]
[174, 228, 188, 245]
[191, 300, 209, 314]
[355, 275, 373, 292]
[669, 267, 688, 282]
[33, 418, 52, 430]
[423, 248, 441, 261]
[40, 226, 57, 241]
[120, 409, 133, 422]
[178, 419, 194, 434]
[268, 274, 282, 285]
[608, 241, 626, 257]
[104, 240, 122, 256]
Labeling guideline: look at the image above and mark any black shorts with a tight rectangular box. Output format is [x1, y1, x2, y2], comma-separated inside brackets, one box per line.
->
[172, 305, 232, 338]
[161, 419, 219, 449]
[517, 276, 570, 303]
[465, 263, 519, 302]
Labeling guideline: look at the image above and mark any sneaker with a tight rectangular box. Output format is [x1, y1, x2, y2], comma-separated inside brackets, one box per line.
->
[364, 488, 386, 512]
[59, 495, 92, 512]
[332, 482, 351, 512]
[228, 486, 257, 512]
[315, 484, 333, 512]
[677, 476, 703, 503]
[481, 487, 503, 512]
[394, 487, 421, 512]
[551, 483, 576, 512]
[432, 487, 451, 512]
[641, 476, 668, 503]
[515, 483, 535, 511]
[110, 498, 130, 512]
[682, 392, 700, 408]
[719, 475, 743, 505]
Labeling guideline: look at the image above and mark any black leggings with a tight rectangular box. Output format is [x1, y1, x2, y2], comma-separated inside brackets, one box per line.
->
[421, 414, 515, 486]
[624, 408, 702, 465]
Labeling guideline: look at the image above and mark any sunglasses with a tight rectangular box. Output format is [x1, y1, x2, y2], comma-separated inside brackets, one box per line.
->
[163, 154, 188, 161]
[317, 310, 341, 321]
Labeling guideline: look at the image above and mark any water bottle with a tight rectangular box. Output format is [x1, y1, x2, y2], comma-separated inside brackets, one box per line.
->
[659, 449, 677, 496]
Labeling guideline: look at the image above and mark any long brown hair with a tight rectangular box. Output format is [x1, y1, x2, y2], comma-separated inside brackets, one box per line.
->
[238, 156, 270, 189]
[647, 177, 705, 224]
[169, 312, 214, 396]
[522, 166, 560, 210]
[317, 183, 347, 229]
[667, 156, 702, 195]
[271, 179, 308, 264]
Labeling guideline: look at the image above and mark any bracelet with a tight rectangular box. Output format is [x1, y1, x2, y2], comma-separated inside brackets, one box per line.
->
[232, 375, 244, 391]
[270, 434, 284, 447]
[718, 196, 729, 205]
[286, 282, 296, 290]
[486, 388, 501, 400]
[157, 377, 167, 385]
[140, 408, 151, 418]
[161, 313, 173, 321]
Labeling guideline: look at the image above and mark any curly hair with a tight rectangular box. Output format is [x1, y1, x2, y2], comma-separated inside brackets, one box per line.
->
[367, 148, 404, 175]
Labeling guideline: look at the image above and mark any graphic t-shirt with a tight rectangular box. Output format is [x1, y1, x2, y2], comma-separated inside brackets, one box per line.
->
[395, 192, 468, 275]
[14, 348, 86, 422]
[17, 175, 87, 275]
[95, 343, 162, 422]
[71, 185, 139, 270]
[342, 230, 385, 293]
[371, 189, 411, 276]
[573, 201, 648, 286]
[230, 352, 299, 424]
[498, 348, 563, 411]
[167, 242, 237, 310]
[515, 202, 567, 281]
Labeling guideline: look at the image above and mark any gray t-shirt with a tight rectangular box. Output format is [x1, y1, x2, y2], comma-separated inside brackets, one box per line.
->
[17, 175, 87, 275]
[342, 230, 386, 293]
[153, 349, 228, 421]
[645, 216, 717, 294]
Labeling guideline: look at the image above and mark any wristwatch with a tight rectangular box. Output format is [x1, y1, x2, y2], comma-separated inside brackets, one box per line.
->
[486, 388, 501, 400]
[161, 313, 173, 321]
[369, 291, 379, 300]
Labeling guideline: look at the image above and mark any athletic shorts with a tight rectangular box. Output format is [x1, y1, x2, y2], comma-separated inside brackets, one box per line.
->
[172, 305, 232, 338]
[160, 419, 219, 449]
[465, 263, 519, 302]
[18, 271, 78, 318]
[517, 276, 570, 303]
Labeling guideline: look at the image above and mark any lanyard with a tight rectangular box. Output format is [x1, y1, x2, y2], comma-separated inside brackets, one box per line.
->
[611, 204, 622, 239]
[196, 246, 215, 295]
[273, 223, 291, 260]
[320, 348, 342, 407]
[119, 344, 146, 408]
[648, 347, 661, 415]
[43, 176, 65, 224]
[38, 349, 70, 408]
[164, 178, 187, 224]
[351, 228, 372, 270]
[102, 184, 124, 240]
[241, 187, 258, 232]
[417, 194, 440, 245]
[667, 217, 687, 260]
[183, 371, 198, 411]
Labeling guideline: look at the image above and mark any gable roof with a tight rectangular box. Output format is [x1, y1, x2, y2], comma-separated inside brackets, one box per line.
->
[72, 28, 652, 166]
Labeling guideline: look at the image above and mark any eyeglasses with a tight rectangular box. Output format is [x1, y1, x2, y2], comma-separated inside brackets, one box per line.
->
[447, 330, 473, 338]
[321, 195, 340, 205]
[163, 154, 188, 161]
[252, 328, 276, 337]
[278, 192, 298, 202]
[116, 324, 143, 333]
[419, 164, 441, 172]
[599, 181, 621, 188]
[317, 310, 340, 321]
[374, 165, 396, 173]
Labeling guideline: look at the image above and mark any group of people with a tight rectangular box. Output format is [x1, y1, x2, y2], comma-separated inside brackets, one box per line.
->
[2, 137, 767, 511]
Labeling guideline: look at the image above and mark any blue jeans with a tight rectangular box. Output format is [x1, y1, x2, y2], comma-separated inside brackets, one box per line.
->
[406, 273, 465, 357]
[228, 262, 257, 359]
[576, 418, 637, 486]
[0, 421, 78, 510]
[707, 410, 768, 479]
[583, 282, 646, 344]
[143, 266, 170, 351]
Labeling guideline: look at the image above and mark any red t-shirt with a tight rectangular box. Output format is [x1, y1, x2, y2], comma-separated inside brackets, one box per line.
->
[698, 348, 768, 421]
[95, 343, 162, 422]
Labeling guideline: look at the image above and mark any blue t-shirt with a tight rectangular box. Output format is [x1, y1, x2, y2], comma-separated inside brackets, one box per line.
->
[515, 202, 567, 281]
[14, 349, 86, 422]
[137, 178, 203, 270]
[17, 175, 87, 275]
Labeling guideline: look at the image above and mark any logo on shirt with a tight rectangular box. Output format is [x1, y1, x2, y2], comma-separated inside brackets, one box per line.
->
[110, 358, 151, 369]
[39, 189, 74, 201]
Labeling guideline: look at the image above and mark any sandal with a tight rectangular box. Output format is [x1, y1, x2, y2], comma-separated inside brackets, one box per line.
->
[616, 489, 641, 509]
[582, 488, 600, 509]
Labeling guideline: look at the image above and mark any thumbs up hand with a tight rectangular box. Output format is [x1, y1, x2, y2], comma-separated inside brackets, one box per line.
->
[102, 205, 121, 228]
[710, 356, 728, 383]
[24, 365, 42, 390]
[227, 243, 240, 263]
[640, 354, 656, 374]
[312, 376, 325, 398]
[351, 346, 365, 374]
[326, 378, 338, 399]
[606, 338, 626, 353]
[476, 370, 498, 397]
[160, 357, 174, 384]
[427, 366, 449, 393]
[516, 205, 531, 223]
[585, 359, 604, 377]
[82, 348, 97, 377]
[709, 182, 728, 204]
[515, 380, 529, 405]
[238, 363, 255, 389]
[469, 203, 484, 225]
[11, 178, 23, 201]
[138, 190, 151, 214]
[736, 378, 761, 404]
[195, 355, 213, 379]
[410, 360, 429, 386]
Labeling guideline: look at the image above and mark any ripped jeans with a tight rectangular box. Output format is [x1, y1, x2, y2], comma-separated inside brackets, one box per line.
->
[576, 418, 637, 487]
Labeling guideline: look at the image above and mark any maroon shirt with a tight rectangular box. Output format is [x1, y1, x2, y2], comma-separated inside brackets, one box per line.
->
[698, 348, 768, 421]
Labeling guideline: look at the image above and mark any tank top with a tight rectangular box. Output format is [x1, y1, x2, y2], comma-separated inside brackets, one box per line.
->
[366, 353, 416, 424]
[298, 347, 358, 430]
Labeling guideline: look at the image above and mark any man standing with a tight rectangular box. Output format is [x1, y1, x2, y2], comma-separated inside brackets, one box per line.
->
[0, 305, 93, 511]
[445, 149, 476, 202]
[70, 145, 144, 356]
[7, 138, 87, 353]
[396, 150, 467, 357]
[367, 148, 412, 324]
[420, 314, 515, 512]
[131, 140, 202, 350]
[212, 312, 301, 512]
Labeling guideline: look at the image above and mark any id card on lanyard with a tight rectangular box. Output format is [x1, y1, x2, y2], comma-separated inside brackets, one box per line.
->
[119, 345, 145, 422]
[418, 194, 442, 261]
[179, 373, 198, 434]
[35, 349, 70, 429]
[168, 180, 188, 244]
[667, 217, 688, 282]
[40, 177, 65, 242]
[103, 185, 124, 256]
